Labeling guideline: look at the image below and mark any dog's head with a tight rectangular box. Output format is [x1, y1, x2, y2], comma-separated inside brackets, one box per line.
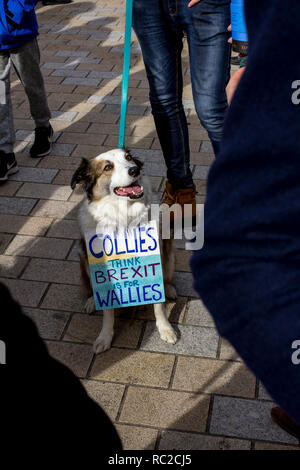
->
[71, 148, 147, 203]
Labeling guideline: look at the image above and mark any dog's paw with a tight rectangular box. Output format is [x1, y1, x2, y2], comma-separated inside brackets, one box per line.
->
[165, 283, 177, 300]
[93, 332, 113, 354]
[84, 297, 95, 314]
[159, 325, 177, 344]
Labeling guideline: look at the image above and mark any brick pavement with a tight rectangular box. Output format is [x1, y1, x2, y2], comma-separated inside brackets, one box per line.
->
[1, 0, 299, 451]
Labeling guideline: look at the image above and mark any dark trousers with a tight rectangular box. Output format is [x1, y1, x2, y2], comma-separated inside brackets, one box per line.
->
[133, 0, 231, 188]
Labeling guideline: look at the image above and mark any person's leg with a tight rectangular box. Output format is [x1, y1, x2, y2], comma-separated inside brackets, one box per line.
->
[133, 0, 193, 189]
[10, 39, 51, 128]
[184, 0, 231, 156]
[0, 50, 15, 154]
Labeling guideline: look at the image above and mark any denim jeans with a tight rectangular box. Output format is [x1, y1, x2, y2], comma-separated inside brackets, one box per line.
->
[133, 0, 231, 189]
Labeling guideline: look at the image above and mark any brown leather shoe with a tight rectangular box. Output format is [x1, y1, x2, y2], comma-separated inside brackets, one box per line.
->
[161, 181, 197, 225]
[271, 407, 300, 440]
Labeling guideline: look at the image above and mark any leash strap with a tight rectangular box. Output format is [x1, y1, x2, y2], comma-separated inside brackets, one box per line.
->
[118, 0, 133, 149]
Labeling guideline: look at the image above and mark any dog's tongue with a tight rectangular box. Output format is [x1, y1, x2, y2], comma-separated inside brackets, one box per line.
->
[115, 182, 143, 197]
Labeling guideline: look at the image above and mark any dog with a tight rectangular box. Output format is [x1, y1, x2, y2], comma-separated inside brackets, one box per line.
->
[71, 148, 178, 354]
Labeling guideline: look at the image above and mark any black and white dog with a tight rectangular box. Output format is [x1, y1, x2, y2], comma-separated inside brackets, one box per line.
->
[71, 148, 177, 354]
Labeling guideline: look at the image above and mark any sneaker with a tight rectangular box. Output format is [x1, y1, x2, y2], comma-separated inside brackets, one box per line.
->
[0, 152, 19, 182]
[30, 125, 54, 158]
[161, 181, 197, 226]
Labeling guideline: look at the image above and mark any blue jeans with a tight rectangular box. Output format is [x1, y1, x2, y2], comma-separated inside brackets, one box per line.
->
[133, 0, 231, 189]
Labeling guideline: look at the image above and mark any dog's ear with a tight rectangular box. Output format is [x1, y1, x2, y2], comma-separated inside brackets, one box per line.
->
[71, 158, 90, 189]
[71, 158, 95, 201]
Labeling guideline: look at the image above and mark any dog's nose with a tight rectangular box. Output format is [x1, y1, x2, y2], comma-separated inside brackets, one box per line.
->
[128, 166, 140, 178]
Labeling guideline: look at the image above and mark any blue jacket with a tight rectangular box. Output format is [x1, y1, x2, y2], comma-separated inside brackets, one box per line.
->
[0, 0, 39, 50]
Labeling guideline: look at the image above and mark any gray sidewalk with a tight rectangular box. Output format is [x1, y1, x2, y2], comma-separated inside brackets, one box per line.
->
[0, 0, 299, 450]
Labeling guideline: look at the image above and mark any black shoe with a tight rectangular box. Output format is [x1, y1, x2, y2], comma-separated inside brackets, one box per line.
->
[0, 152, 19, 182]
[42, 0, 72, 5]
[30, 125, 54, 158]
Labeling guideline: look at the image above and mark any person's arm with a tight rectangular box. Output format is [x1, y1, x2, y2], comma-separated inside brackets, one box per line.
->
[5, 0, 38, 26]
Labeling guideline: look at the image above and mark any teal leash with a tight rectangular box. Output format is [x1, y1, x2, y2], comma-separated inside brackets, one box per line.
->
[118, 0, 133, 149]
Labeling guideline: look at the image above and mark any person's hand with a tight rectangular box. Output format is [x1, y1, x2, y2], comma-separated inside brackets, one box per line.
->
[226, 67, 246, 104]
[188, 0, 202, 7]
[228, 24, 232, 43]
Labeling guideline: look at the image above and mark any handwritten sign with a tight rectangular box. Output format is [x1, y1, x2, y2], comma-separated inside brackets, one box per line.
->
[84, 221, 165, 310]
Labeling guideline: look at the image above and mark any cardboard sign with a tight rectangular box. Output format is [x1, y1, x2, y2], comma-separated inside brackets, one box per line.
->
[84, 221, 165, 310]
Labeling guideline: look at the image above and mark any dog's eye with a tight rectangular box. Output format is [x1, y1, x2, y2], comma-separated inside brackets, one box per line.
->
[104, 163, 113, 171]
[125, 154, 132, 162]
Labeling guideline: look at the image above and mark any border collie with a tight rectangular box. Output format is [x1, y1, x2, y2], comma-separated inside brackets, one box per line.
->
[71, 148, 178, 354]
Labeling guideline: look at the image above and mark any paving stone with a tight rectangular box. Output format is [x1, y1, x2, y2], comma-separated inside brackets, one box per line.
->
[184, 299, 215, 327]
[258, 382, 272, 400]
[66, 57, 102, 65]
[51, 143, 76, 156]
[140, 322, 219, 358]
[52, 169, 74, 185]
[62, 77, 100, 86]
[87, 94, 121, 105]
[51, 110, 78, 121]
[5, 235, 72, 259]
[0, 277, 48, 307]
[0, 255, 28, 278]
[219, 338, 243, 362]
[82, 380, 125, 421]
[64, 314, 144, 349]
[0, 234, 13, 254]
[193, 165, 210, 180]
[89, 70, 122, 80]
[51, 69, 88, 78]
[142, 161, 167, 177]
[67, 240, 80, 261]
[210, 396, 299, 444]
[41, 283, 86, 312]
[194, 179, 207, 195]
[24, 307, 69, 340]
[58, 132, 107, 146]
[174, 272, 198, 297]
[56, 50, 90, 57]
[22, 258, 80, 284]
[116, 424, 158, 451]
[120, 387, 210, 432]
[46, 340, 93, 378]
[31, 200, 78, 219]
[190, 152, 214, 166]
[0, 181, 22, 196]
[46, 219, 80, 239]
[9, 166, 58, 183]
[0, 214, 52, 236]
[175, 249, 192, 272]
[200, 141, 214, 153]
[254, 442, 300, 450]
[131, 297, 187, 324]
[90, 349, 175, 388]
[173, 357, 256, 398]
[16, 183, 73, 201]
[0, 196, 37, 215]
[159, 431, 250, 450]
